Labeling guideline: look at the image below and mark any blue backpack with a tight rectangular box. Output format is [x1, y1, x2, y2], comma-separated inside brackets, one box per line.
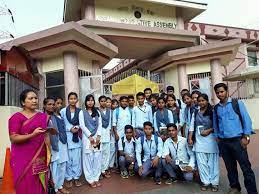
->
[115, 107, 133, 124]
[140, 135, 159, 159]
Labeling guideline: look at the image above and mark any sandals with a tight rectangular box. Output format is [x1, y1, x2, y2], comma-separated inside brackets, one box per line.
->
[89, 182, 97, 188]
[102, 172, 111, 178]
[95, 181, 101, 187]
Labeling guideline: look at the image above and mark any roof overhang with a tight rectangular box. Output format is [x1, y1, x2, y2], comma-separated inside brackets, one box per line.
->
[138, 39, 242, 72]
[79, 19, 200, 59]
[0, 22, 118, 68]
[63, 0, 207, 22]
[224, 66, 259, 81]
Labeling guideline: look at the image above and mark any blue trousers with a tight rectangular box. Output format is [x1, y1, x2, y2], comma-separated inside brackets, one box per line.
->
[162, 159, 193, 181]
[135, 159, 163, 181]
[119, 156, 137, 172]
[51, 161, 66, 192]
[219, 138, 258, 193]
[65, 148, 82, 181]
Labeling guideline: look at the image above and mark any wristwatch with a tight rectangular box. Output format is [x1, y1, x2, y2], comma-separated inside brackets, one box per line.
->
[243, 135, 250, 142]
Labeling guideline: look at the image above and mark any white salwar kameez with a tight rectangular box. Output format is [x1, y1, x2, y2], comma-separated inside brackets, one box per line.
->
[79, 110, 102, 184]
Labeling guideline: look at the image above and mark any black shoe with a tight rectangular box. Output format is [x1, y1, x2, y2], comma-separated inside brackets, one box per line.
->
[155, 178, 162, 185]
[165, 177, 177, 185]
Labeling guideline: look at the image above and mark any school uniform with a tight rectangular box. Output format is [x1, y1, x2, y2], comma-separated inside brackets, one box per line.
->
[135, 135, 163, 181]
[99, 108, 112, 174]
[162, 136, 195, 181]
[112, 107, 132, 138]
[49, 114, 69, 192]
[79, 110, 102, 184]
[189, 111, 219, 186]
[118, 137, 136, 172]
[153, 108, 174, 133]
[109, 109, 116, 168]
[213, 98, 257, 193]
[60, 107, 82, 182]
[180, 105, 194, 138]
[144, 99, 152, 107]
[132, 105, 153, 137]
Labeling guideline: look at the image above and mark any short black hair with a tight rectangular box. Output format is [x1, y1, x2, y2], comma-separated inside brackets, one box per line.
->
[106, 97, 112, 101]
[68, 92, 78, 99]
[119, 96, 128, 101]
[214, 83, 228, 92]
[128, 95, 135, 100]
[191, 90, 201, 97]
[166, 94, 176, 101]
[166, 86, 175, 92]
[157, 96, 166, 103]
[43, 96, 55, 106]
[54, 96, 63, 102]
[111, 99, 119, 104]
[167, 123, 177, 130]
[98, 95, 107, 102]
[149, 94, 158, 100]
[136, 92, 145, 98]
[124, 125, 134, 133]
[19, 89, 37, 107]
[181, 89, 189, 93]
[182, 93, 192, 100]
[144, 88, 152, 93]
[143, 121, 153, 128]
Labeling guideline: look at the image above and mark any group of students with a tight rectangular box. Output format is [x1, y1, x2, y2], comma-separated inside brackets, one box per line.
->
[9, 82, 257, 194]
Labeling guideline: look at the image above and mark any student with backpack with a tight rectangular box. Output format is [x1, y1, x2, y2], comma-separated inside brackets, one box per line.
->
[213, 83, 257, 194]
[189, 94, 219, 192]
[162, 123, 195, 184]
[112, 96, 132, 139]
[132, 92, 153, 138]
[135, 121, 163, 185]
[118, 125, 136, 179]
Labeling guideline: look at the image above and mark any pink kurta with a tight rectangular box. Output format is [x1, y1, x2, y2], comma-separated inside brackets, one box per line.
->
[9, 112, 49, 194]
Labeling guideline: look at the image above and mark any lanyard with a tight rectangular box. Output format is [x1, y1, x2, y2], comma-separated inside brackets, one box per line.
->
[172, 142, 179, 157]
[138, 105, 146, 113]
[146, 140, 152, 159]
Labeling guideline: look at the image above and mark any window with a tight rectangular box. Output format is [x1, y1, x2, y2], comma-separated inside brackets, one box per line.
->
[46, 71, 64, 100]
[0, 73, 36, 107]
[248, 51, 258, 67]
[254, 78, 259, 94]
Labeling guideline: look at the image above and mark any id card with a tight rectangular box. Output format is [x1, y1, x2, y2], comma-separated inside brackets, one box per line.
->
[175, 159, 180, 165]
[197, 125, 205, 135]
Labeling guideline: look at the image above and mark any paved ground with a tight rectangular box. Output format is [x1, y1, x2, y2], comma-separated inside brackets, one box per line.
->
[1, 133, 259, 194]
[69, 133, 259, 194]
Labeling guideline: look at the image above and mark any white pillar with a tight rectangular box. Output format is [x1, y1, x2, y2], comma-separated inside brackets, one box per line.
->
[210, 59, 223, 104]
[63, 51, 79, 103]
[177, 64, 189, 93]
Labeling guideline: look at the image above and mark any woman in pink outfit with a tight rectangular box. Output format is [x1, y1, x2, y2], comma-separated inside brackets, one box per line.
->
[8, 89, 51, 194]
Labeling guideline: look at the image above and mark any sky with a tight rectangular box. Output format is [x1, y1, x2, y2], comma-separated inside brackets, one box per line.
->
[1, 0, 259, 69]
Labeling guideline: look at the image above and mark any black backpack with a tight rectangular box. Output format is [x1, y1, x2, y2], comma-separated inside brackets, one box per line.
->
[121, 136, 136, 151]
[214, 98, 243, 129]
